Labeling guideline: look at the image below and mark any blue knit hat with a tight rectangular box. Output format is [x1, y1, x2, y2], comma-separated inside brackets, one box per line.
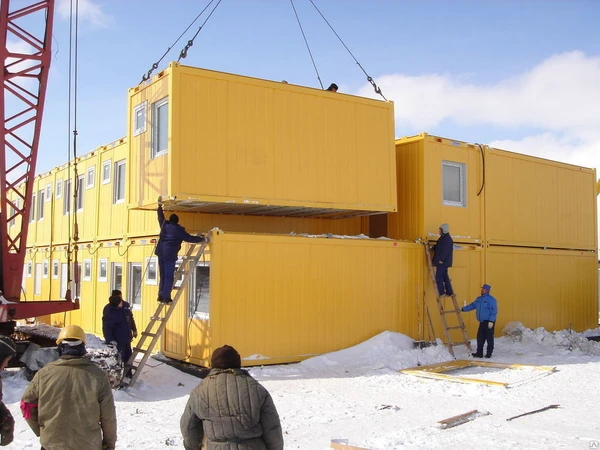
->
[482, 284, 491, 291]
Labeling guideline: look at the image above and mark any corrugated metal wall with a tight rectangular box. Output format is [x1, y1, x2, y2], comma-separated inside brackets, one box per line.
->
[164, 232, 423, 366]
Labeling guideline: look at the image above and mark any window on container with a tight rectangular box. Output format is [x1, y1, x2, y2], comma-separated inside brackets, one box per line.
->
[27, 261, 32, 277]
[9, 205, 15, 228]
[151, 97, 168, 158]
[52, 260, 59, 279]
[98, 259, 108, 282]
[442, 161, 466, 207]
[128, 263, 142, 307]
[56, 179, 63, 198]
[30, 194, 36, 223]
[63, 180, 72, 215]
[34, 263, 42, 295]
[111, 263, 123, 293]
[83, 259, 92, 281]
[42, 260, 49, 279]
[60, 263, 68, 299]
[145, 257, 157, 285]
[102, 160, 111, 184]
[86, 166, 95, 189]
[133, 101, 147, 136]
[76, 176, 84, 211]
[45, 183, 52, 201]
[113, 160, 126, 204]
[37, 190, 44, 220]
[189, 262, 210, 319]
[72, 263, 82, 299]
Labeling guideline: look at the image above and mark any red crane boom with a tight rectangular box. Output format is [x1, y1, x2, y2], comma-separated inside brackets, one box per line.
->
[0, 0, 78, 323]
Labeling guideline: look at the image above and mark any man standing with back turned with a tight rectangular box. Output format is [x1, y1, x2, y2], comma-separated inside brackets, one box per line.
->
[462, 284, 498, 358]
[155, 196, 207, 304]
[432, 223, 454, 297]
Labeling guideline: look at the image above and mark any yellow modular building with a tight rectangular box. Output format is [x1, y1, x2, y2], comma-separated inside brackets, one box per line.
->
[17, 67, 599, 367]
[391, 134, 598, 342]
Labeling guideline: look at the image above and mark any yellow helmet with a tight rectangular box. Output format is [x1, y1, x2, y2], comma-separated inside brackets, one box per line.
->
[56, 324, 86, 345]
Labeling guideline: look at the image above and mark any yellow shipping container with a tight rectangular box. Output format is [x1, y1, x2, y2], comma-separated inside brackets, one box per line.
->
[128, 63, 397, 217]
[163, 231, 423, 366]
[485, 147, 597, 250]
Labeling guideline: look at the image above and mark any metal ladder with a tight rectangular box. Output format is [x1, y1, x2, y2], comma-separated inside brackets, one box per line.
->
[120, 238, 209, 388]
[424, 243, 472, 357]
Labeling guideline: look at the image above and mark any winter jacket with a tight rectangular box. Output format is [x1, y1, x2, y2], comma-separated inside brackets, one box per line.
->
[0, 378, 14, 446]
[432, 232, 453, 267]
[122, 301, 137, 337]
[155, 206, 205, 261]
[180, 368, 284, 450]
[21, 355, 117, 450]
[102, 303, 132, 344]
[462, 293, 498, 322]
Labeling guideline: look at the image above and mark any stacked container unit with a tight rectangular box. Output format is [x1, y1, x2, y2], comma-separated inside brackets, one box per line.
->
[390, 133, 598, 343]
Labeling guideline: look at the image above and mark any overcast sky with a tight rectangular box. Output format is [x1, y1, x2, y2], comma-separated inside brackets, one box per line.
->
[7, 0, 600, 179]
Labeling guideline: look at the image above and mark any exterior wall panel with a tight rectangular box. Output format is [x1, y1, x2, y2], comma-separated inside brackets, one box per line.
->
[165, 232, 423, 366]
[131, 64, 397, 215]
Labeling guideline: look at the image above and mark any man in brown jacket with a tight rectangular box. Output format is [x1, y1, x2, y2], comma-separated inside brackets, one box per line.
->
[21, 324, 117, 450]
[180, 345, 284, 450]
[0, 336, 17, 446]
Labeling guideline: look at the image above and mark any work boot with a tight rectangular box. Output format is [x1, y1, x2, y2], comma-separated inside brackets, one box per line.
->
[485, 354, 492, 359]
[160, 298, 173, 304]
[471, 352, 483, 358]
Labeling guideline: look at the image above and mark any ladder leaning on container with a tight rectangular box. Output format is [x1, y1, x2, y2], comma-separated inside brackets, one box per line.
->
[424, 244, 472, 357]
[119, 237, 209, 389]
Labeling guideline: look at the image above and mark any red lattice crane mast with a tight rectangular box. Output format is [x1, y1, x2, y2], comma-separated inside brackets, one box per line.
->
[0, 0, 78, 326]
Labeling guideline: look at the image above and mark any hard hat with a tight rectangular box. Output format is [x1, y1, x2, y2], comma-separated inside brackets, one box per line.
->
[56, 324, 86, 346]
[0, 336, 16, 358]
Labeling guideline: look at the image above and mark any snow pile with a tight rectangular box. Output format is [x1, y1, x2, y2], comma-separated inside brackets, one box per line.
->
[503, 321, 600, 356]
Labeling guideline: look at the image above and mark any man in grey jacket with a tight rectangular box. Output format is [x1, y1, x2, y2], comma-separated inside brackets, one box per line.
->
[180, 345, 284, 450]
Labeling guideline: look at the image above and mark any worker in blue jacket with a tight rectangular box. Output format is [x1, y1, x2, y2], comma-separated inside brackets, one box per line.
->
[462, 284, 498, 358]
[155, 197, 206, 304]
[432, 223, 454, 296]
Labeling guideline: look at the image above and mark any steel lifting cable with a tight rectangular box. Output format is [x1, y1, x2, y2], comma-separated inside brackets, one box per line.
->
[177, 0, 223, 62]
[140, 0, 218, 83]
[475, 144, 485, 196]
[308, 0, 387, 100]
[290, 0, 323, 89]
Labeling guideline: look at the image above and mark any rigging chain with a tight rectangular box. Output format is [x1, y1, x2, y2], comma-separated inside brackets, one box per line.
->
[178, 0, 223, 62]
[308, 0, 387, 100]
[140, 0, 217, 83]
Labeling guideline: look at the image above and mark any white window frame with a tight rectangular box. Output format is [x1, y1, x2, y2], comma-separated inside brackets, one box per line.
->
[442, 160, 467, 207]
[151, 97, 169, 158]
[45, 183, 52, 201]
[145, 257, 158, 285]
[27, 261, 33, 277]
[98, 258, 108, 282]
[37, 190, 44, 221]
[86, 166, 95, 189]
[113, 159, 126, 204]
[42, 260, 49, 278]
[30, 194, 36, 223]
[52, 260, 59, 279]
[102, 160, 111, 185]
[111, 263, 123, 293]
[56, 179, 63, 199]
[133, 101, 147, 136]
[76, 176, 84, 211]
[9, 205, 15, 228]
[60, 263, 68, 299]
[189, 261, 210, 320]
[63, 180, 72, 215]
[34, 263, 42, 295]
[82, 259, 92, 281]
[128, 262, 143, 308]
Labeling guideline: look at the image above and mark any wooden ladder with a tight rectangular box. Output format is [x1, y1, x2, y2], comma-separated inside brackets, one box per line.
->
[424, 243, 472, 357]
[120, 238, 209, 388]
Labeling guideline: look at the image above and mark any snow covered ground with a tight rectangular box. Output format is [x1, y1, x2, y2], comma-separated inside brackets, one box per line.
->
[3, 322, 600, 449]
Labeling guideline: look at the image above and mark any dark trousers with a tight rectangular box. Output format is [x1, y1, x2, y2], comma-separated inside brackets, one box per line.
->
[158, 257, 176, 300]
[476, 321, 495, 356]
[117, 340, 132, 365]
[435, 265, 454, 296]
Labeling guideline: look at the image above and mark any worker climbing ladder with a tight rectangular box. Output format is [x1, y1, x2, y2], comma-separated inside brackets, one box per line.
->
[424, 244, 472, 357]
[120, 237, 209, 388]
